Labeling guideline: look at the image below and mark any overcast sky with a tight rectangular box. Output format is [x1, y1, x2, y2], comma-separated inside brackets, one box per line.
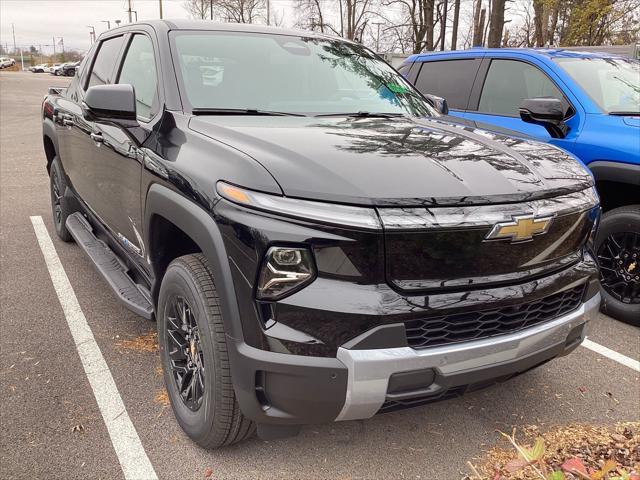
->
[0, 0, 241, 54]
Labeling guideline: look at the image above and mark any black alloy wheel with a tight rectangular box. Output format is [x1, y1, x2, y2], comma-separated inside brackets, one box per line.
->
[49, 157, 73, 242]
[158, 254, 254, 448]
[595, 206, 640, 326]
[597, 232, 640, 305]
[166, 295, 205, 411]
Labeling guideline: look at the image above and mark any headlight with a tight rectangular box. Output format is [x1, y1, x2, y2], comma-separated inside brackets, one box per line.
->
[256, 246, 316, 300]
[216, 181, 381, 230]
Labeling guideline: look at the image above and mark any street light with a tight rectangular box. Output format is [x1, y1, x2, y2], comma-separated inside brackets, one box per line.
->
[87, 25, 96, 44]
[101, 20, 111, 30]
[114, 20, 122, 27]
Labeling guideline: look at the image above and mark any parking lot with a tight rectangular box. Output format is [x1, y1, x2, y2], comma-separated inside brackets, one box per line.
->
[0, 71, 638, 479]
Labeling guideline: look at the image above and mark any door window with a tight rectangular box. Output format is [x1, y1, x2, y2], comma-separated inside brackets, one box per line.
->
[117, 34, 159, 120]
[414, 59, 481, 110]
[478, 59, 564, 116]
[87, 36, 125, 88]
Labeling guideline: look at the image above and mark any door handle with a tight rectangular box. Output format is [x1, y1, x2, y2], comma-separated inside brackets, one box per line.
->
[62, 117, 74, 126]
[90, 133, 103, 143]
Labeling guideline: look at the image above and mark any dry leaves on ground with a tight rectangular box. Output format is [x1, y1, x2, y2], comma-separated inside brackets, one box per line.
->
[115, 332, 158, 353]
[467, 422, 640, 480]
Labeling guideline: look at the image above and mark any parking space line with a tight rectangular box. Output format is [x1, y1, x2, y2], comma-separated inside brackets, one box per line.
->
[582, 338, 640, 372]
[30, 216, 158, 480]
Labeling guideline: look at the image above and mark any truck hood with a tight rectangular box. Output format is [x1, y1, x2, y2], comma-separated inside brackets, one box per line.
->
[189, 115, 593, 206]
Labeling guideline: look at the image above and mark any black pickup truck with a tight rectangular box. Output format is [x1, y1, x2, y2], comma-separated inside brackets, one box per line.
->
[42, 20, 601, 448]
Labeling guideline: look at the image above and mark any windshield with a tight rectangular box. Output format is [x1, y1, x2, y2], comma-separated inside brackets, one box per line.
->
[171, 31, 434, 117]
[554, 57, 640, 114]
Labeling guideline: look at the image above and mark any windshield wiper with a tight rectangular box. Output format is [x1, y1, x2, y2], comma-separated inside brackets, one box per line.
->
[609, 111, 640, 116]
[192, 108, 307, 117]
[315, 111, 406, 118]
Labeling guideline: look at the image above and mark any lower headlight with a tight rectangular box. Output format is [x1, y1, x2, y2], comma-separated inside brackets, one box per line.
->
[256, 246, 316, 300]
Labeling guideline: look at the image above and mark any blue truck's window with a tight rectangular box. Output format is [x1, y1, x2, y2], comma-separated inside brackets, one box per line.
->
[118, 34, 159, 120]
[414, 59, 481, 110]
[88, 35, 125, 88]
[478, 59, 563, 116]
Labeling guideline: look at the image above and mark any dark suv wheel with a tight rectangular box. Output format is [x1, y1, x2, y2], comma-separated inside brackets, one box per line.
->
[49, 157, 73, 242]
[157, 254, 255, 448]
[595, 206, 640, 326]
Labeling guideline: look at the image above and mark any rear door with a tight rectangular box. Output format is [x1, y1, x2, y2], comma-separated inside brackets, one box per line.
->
[464, 57, 581, 150]
[412, 57, 483, 120]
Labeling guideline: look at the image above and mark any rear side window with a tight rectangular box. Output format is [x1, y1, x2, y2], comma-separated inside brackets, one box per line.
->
[117, 34, 159, 120]
[414, 59, 481, 110]
[478, 59, 564, 116]
[88, 35, 125, 88]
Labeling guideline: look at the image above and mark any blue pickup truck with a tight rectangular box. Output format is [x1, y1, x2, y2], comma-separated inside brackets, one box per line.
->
[402, 48, 639, 324]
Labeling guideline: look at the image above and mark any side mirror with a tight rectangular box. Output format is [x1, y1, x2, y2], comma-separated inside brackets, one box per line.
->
[83, 84, 137, 126]
[425, 94, 449, 115]
[519, 98, 568, 138]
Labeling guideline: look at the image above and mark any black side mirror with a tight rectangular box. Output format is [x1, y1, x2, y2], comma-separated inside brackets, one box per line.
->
[425, 94, 449, 115]
[519, 98, 568, 138]
[83, 84, 137, 126]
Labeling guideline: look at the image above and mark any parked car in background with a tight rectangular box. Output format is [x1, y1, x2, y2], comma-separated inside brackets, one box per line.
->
[0, 57, 16, 68]
[50, 63, 66, 75]
[30, 64, 48, 73]
[60, 61, 81, 76]
[43, 21, 601, 448]
[47, 63, 62, 74]
[403, 48, 640, 325]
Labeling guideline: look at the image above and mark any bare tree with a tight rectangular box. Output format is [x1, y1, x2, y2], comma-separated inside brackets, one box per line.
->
[487, 0, 506, 47]
[450, 0, 461, 49]
[184, 0, 212, 19]
[384, 0, 436, 53]
[294, 0, 327, 32]
[472, 0, 486, 46]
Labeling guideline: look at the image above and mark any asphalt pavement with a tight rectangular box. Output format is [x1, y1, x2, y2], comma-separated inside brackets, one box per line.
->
[1, 71, 638, 480]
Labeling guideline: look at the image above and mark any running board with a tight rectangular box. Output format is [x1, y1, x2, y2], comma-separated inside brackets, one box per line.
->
[65, 212, 154, 319]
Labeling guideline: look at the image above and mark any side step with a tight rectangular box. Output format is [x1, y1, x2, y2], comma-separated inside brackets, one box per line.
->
[65, 212, 154, 319]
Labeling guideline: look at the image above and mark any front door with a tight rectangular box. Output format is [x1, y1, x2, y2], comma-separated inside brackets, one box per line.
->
[464, 58, 580, 152]
[90, 32, 160, 259]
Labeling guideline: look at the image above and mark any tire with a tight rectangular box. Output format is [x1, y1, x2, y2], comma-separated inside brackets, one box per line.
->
[49, 157, 74, 242]
[157, 254, 255, 448]
[595, 205, 640, 326]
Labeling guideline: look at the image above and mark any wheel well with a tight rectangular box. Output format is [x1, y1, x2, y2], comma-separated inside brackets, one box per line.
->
[595, 180, 640, 212]
[149, 214, 201, 303]
[43, 135, 56, 172]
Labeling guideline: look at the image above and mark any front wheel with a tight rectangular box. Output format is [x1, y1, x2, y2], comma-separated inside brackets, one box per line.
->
[595, 206, 640, 326]
[157, 254, 255, 448]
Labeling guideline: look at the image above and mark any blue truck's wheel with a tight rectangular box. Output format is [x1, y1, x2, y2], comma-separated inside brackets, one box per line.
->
[596, 206, 640, 326]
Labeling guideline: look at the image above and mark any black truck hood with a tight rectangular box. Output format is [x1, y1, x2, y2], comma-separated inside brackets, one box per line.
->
[189, 115, 593, 207]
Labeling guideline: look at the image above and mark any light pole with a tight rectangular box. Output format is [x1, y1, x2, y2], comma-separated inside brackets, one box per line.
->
[115, 20, 122, 27]
[101, 20, 111, 30]
[373, 22, 384, 52]
[87, 25, 96, 44]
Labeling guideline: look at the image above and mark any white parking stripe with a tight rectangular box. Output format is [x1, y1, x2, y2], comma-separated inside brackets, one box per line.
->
[582, 338, 640, 372]
[30, 216, 158, 480]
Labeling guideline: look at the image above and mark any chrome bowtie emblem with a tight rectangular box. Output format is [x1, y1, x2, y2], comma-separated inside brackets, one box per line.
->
[485, 215, 553, 243]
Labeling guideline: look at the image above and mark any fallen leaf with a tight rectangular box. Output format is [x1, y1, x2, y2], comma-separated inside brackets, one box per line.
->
[204, 467, 214, 478]
[562, 457, 588, 476]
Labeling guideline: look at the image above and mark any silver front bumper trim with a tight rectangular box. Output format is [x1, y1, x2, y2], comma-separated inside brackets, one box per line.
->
[335, 293, 601, 421]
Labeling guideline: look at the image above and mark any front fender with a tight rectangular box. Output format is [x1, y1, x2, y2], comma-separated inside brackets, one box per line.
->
[144, 183, 244, 341]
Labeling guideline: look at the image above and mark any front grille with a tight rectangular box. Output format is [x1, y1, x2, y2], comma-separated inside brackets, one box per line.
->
[405, 285, 585, 349]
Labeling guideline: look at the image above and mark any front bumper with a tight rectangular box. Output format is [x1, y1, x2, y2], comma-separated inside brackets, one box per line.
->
[229, 290, 601, 428]
[336, 292, 600, 420]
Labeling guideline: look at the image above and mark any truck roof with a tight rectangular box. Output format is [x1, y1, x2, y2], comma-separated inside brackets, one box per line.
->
[99, 19, 346, 43]
[407, 47, 633, 63]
